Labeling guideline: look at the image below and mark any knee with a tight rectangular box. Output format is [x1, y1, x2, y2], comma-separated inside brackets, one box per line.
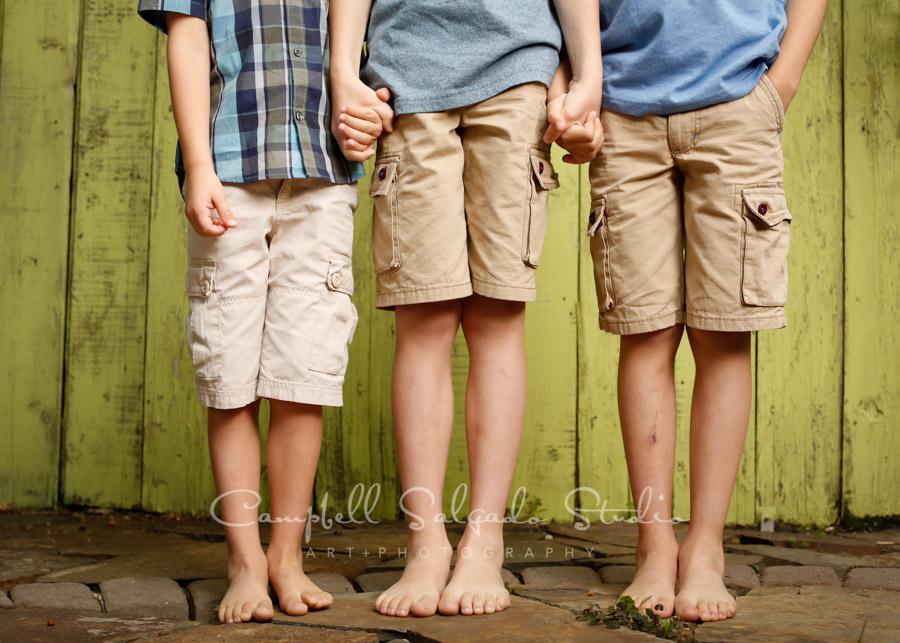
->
[687, 328, 750, 356]
[620, 325, 684, 365]
[396, 300, 462, 344]
[462, 296, 525, 337]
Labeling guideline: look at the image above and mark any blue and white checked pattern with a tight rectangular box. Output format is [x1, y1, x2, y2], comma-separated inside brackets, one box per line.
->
[138, 0, 363, 184]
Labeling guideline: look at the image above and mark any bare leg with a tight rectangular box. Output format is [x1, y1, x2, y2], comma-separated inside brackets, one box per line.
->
[616, 326, 683, 617]
[265, 400, 332, 616]
[376, 301, 462, 617]
[208, 401, 274, 624]
[438, 295, 526, 616]
[675, 329, 750, 622]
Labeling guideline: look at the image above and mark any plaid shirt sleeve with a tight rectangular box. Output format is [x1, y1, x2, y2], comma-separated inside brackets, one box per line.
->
[137, 0, 207, 33]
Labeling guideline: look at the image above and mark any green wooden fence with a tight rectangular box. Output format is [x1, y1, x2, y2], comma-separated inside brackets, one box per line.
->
[1, 0, 897, 526]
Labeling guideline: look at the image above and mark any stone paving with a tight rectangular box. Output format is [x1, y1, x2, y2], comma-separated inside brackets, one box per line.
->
[1, 510, 898, 641]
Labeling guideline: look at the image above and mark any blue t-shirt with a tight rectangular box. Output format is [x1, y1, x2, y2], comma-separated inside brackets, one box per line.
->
[600, 1, 787, 116]
[362, 0, 562, 115]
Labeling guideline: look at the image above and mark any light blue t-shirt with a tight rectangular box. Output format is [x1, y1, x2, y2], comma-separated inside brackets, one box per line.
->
[362, 0, 562, 115]
[600, 1, 787, 116]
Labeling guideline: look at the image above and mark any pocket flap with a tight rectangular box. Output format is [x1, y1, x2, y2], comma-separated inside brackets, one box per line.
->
[742, 189, 791, 227]
[369, 159, 398, 197]
[186, 259, 216, 297]
[530, 153, 560, 190]
[587, 198, 606, 237]
[326, 252, 354, 296]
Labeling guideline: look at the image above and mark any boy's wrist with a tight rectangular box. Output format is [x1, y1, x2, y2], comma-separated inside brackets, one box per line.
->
[330, 63, 362, 83]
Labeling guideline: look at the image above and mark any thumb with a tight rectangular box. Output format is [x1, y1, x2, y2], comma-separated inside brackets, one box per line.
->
[373, 100, 395, 133]
[543, 94, 567, 144]
[375, 87, 392, 103]
[211, 191, 237, 228]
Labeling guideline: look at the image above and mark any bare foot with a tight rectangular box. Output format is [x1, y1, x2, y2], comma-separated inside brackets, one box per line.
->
[620, 531, 679, 618]
[375, 533, 452, 617]
[674, 537, 736, 622]
[219, 551, 274, 624]
[438, 531, 509, 616]
[267, 549, 332, 616]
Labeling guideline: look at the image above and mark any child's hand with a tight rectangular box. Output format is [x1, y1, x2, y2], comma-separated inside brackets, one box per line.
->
[543, 78, 602, 145]
[331, 77, 394, 161]
[555, 111, 604, 164]
[183, 167, 237, 237]
[337, 105, 386, 157]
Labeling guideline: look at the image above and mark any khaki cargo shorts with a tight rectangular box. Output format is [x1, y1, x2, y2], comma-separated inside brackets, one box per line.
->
[185, 178, 359, 409]
[588, 74, 791, 334]
[370, 82, 559, 309]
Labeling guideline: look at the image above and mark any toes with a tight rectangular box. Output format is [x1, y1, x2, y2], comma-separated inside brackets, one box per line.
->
[388, 594, 404, 616]
[697, 599, 711, 622]
[375, 591, 390, 613]
[302, 590, 332, 610]
[472, 593, 485, 615]
[255, 599, 274, 621]
[460, 592, 474, 616]
[676, 599, 701, 622]
[396, 595, 415, 618]
[439, 594, 460, 616]
[484, 595, 496, 615]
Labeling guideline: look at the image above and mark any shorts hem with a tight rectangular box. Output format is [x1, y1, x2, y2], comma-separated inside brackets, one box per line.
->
[598, 310, 685, 336]
[196, 383, 259, 410]
[471, 277, 536, 302]
[375, 282, 473, 309]
[257, 378, 344, 407]
[685, 311, 787, 332]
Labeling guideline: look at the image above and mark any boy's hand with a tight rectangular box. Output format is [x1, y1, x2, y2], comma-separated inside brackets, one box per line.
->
[337, 104, 386, 157]
[183, 167, 237, 237]
[543, 78, 603, 145]
[766, 68, 798, 113]
[556, 111, 604, 164]
[331, 78, 394, 161]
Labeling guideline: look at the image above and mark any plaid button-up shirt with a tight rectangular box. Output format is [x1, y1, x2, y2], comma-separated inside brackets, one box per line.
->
[138, 0, 363, 185]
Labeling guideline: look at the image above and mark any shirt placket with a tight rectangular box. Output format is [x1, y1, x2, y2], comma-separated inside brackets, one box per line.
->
[288, 1, 307, 126]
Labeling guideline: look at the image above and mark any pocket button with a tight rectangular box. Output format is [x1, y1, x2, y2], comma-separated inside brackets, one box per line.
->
[378, 167, 387, 180]
[200, 279, 211, 295]
[758, 203, 768, 215]
[538, 161, 545, 175]
[331, 272, 343, 289]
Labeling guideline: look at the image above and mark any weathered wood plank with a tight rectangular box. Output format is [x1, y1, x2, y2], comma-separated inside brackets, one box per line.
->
[141, 35, 214, 514]
[316, 161, 400, 521]
[62, 0, 158, 507]
[842, 0, 900, 519]
[756, 2, 844, 526]
[576, 164, 631, 523]
[0, 0, 80, 507]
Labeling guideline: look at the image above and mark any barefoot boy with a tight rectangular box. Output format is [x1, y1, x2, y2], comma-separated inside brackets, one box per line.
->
[138, 0, 375, 624]
[563, 0, 828, 623]
[330, 0, 601, 618]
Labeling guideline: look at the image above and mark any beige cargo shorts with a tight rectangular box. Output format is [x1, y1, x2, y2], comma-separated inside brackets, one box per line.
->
[185, 178, 359, 409]
[588, 74, 791, 334]
[369, 82, 559, 309]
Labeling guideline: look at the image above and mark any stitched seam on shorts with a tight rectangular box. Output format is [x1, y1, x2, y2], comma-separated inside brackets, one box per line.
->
[219, 293, 266, 306]
[471, 277, 534, 291]
[376, 281, 472, 295]
[258, 377, 342, 393]
[268, 285, 319, 297]
[687, 311, 785, 322]
[196, 383, 258, 397]
[599, 309, 684, 326]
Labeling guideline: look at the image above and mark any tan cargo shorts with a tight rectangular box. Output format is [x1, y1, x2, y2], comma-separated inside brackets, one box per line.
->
[588, 74, 791, 334]
[370, 82, 559, 309]
[185, 178, 359, 409]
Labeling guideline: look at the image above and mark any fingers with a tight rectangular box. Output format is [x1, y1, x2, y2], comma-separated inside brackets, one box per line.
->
[374, 87, 391, 103]
[543, 93, 568, 144]
[185, 203, 227, 237]
[338, 111, 381, 147]
[210, 190, 237, 229]
[556, 114, 604, 165]
[340, 140, 376, 162]
[371, 99, 394, 133]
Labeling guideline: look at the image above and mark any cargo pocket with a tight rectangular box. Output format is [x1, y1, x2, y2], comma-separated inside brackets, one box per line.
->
[740, 187, 791, 306]
[522, 146, 559, 268]
[309, 252, 359, 376]
[370, 155, 401, 274]
[587, 197, 615, 312]
[185, 259, 222, 379]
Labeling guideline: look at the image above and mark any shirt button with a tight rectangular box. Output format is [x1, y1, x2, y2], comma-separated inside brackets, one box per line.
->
[758, 203, 768, 215]
[295, 111, 305, 122]
[293, 47, 302, 57]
